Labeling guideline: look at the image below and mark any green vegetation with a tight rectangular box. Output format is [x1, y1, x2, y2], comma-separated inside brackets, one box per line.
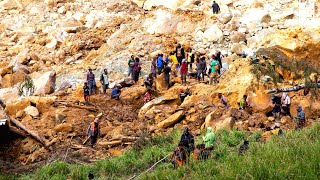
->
[1, 124, 320, 180]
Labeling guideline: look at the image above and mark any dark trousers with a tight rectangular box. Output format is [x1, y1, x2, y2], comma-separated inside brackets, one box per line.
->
[90, 135, 97, 147]
[164, 73, 170, 89]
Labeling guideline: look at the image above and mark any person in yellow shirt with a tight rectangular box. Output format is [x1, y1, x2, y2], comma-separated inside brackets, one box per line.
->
[170, 52, 179, 77]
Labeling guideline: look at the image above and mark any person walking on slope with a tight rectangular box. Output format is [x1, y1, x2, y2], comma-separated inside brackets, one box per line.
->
[180, 127, 195, 158]
[212, 1, 220, 14]
[196, 58, 204, 82]
[187, 48, 194, 70]
[151, 57, 157, 78]
[100, 68, 109, 97]
[180, 59, 188, 85]
[132, 58, 142, 83]
[215, 51, 222, 74]
[83, 82, 90, 105]
[128, 55, 135, 77]
[87, 68, 96, 95]
[272, 93, 282, 119]
[295, 105, 306, 129]
[144, 74, 154, 90]
[87, 118, 100, 148]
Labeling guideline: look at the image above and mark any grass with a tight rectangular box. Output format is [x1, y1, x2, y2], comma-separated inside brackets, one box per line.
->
[1, 123, 320, 180]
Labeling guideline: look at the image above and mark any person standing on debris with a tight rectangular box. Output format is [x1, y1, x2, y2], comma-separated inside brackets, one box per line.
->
[196, 58, 203, 82]
[111, 85, 121, 100]
[272, 93, 282, 119]
[169, 52, 179, 77]
[176, 44, 185, 65]
[201, 56, 207, 81]
[128, 55, 135, 78]
[179, 88, 192, 103]
[163, 63, 171, 90]
[132, 58, 142, 83]
[87, 118, 100, 148]
[281, 92, 291, 117]
[157, 54, 164, 75]
[180, 127, 195, 158]
[212, 1, 220, 14]
[295, 105, 306, 129]
[203, 127, 216, 148]
[215, 51, 222, 74]
[171, 142, 187, 168]
[187, 48, 195, 70]
[100, 69, 109, 97]
[83, 82, 90, 105]
[87, 68, 96, 95]
[218, 93, 228, 108]
[210, 55, 220, 84]
[180, 59, 188, 85]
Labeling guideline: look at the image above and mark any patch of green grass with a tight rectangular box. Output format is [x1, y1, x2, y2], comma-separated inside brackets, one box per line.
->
[2, 124, 320, 179]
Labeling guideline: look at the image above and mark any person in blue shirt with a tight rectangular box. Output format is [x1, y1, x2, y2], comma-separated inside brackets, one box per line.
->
[111, 85, 121, 100]
[157, 54, 164, 75]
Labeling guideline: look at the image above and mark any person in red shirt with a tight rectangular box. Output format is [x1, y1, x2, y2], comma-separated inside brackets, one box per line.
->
[180, 59, 188, 85]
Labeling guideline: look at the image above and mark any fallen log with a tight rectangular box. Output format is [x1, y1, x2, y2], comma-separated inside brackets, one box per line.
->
[267, 83, 320, 94]
[10, 118, 47, 146]
[99, 140, 122, 147]
[9, 126, 28, 137]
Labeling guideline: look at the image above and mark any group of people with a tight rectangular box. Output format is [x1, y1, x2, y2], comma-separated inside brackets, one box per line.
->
[171, 127, 216, 167]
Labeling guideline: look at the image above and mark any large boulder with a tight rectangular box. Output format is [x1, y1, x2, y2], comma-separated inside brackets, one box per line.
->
[157, 110, 185, 128]
[230, 43, 248, 55]
[1, 72, 26, 88]
[214, 117, 236, 131]
[240, 9, 271, 24]
[34, 71, 56, 96]
[155, 73, 168, 92]
[24, 106, 39, 118]
[230, 32, 247, 43]
[202, 24, 223, 43]
[0, 65, 13, 76]
[54, 123, 73, 133]
[0, 0, 23, 10]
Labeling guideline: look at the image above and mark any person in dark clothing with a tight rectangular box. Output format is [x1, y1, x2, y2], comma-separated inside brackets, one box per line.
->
[272, 94, 282, 119]
[163, 64, 171, 90]
[171, 142, 187, 168]
[111, 85, 121, 100]
[87, 118, 100, 148]
[215, 51, 222, 74]
[238, 140, 249, 155]
[212, 1, 220, 14]
[87, 68, 96, 95]
[180, 127, 194, 157]
[179, 88, 192, 103]
[132, 58, 141, 83]
[176, 44, 185, 65]
[201, 56, 207, 80]
[83, 82, 90, 105]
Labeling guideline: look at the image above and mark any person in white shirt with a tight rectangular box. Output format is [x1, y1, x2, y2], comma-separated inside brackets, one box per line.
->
[281, 92, 291, 117]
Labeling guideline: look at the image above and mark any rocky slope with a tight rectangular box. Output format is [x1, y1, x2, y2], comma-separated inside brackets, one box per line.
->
[1, 0, 320, 173]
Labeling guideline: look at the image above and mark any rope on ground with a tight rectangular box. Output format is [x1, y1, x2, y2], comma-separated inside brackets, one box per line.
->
[128, 153, 171, 180]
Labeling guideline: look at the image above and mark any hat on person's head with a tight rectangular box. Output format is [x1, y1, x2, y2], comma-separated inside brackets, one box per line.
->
[94, 118, 99, 123]
[182, 59, 186, 63]
[179, 88, 184, 93]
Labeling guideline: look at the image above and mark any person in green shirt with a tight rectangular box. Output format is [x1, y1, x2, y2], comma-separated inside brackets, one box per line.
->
[239, 95, 248, 110]
[210, 57, 220, 84]
[128, 55, 135, 77]
[203, 127, 215, 148]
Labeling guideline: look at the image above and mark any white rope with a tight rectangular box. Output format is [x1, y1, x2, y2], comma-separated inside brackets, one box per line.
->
[128, 154, 171, 180]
